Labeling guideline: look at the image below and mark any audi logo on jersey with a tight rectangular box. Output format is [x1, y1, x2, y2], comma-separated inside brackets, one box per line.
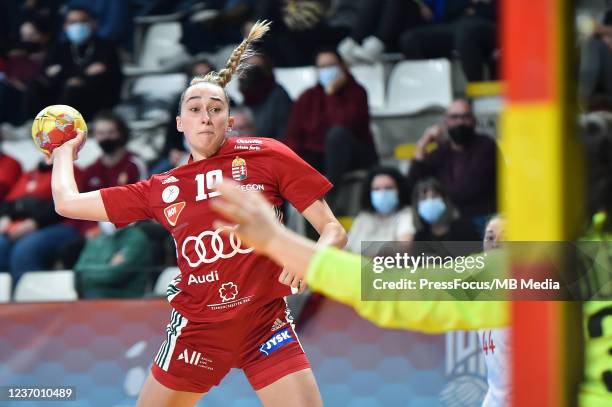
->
[181, 226, 254, 267]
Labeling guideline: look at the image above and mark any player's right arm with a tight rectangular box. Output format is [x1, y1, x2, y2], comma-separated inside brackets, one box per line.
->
[212, 181, 508, 333]
[50, 130, 110, 221]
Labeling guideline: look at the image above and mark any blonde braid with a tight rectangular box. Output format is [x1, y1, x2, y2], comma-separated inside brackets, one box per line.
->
[190, 20, 271, 89]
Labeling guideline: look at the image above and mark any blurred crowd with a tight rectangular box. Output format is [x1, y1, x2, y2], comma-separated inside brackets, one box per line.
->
[0, 0, 609, 300]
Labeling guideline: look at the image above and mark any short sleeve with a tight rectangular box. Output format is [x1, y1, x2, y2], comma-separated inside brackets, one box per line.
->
[272, 141, 333, 212]
[100, 179, 154, 226]
[396, 208, 415, 237]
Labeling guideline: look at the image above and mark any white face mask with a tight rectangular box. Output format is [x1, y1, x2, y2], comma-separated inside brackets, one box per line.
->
[98, 221, 117, 236]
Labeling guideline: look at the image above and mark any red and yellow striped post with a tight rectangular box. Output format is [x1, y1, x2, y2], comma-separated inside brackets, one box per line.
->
[501, 0, 583, 406]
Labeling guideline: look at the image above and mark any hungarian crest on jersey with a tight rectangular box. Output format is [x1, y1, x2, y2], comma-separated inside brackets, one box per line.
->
[231, 157, 247, 181]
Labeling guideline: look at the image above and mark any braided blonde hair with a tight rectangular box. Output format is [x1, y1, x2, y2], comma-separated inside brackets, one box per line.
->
[179, 20, 271, 109]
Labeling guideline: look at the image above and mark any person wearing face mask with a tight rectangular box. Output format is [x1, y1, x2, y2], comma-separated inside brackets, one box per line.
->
[407, 99, 498, 236]
[238, 52, 292, 141]
[82, 110, 147, 193]
[411, 177, 480, 247]
[285, 48, 378, 187]
[345, 167, 414, 254]
[23, 6, 123, 120]
[57, 110, 148, 269]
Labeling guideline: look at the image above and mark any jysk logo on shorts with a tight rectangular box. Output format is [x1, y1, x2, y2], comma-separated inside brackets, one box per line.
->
[259, 328, 295, 356]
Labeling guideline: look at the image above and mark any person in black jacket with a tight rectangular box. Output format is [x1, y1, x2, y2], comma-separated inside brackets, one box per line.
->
[23, 6, 123, 119]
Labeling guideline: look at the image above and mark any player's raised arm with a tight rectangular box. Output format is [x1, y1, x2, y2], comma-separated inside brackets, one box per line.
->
[49, 130, 110, 221]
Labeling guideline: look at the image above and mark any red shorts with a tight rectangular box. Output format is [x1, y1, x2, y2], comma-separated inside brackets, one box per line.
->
[151, 298, 310, 393]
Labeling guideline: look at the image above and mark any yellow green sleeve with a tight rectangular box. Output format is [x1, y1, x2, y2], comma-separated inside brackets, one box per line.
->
[306, 247, 509, 333]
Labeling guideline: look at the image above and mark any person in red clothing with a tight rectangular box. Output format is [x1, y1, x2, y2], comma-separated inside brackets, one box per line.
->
[48, 21, 345, 407]
[284, 47, 378, 185]
[0, 141, 22, 202]
[0, 160, 79, 284]
[58, 110, 148, 268]
[83, 110, 147, 192]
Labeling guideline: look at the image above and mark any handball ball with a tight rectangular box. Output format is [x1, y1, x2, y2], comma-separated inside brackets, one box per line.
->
[31, 105, 87, 156]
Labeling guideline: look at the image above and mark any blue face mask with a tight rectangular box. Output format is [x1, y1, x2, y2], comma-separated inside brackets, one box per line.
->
[371, 189, 399, 215]
[66, 23, 92, 45]
[318, 65, 340, 88]
[418, 197, 446, 224]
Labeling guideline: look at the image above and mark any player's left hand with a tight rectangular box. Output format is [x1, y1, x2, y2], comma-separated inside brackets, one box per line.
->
[279, 268, 306, 293]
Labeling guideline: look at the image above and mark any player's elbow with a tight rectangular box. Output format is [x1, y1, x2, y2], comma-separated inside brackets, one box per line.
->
[54, 200, 70, 218]
[54, 197, 80, 219]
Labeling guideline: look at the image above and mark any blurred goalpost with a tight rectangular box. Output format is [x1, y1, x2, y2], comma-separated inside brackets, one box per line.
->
[501, 0, 583, 406]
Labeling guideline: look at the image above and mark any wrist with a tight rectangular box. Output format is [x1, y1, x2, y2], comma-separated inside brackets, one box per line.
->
[264, 225, 289, 257]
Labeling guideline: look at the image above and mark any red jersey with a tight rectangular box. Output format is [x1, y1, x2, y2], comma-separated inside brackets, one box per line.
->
[0, 153, 23, 201]
[81, 151, 147, 191]
[100, 137, 332, 322]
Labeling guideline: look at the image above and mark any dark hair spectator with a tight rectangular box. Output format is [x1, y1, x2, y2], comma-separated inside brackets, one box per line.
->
[407, 99, 497, 235]
[238, 51, 292, 140]
[23, 6, 123, 120]
[0, 16, 52, 125]
[66, 0, 133, 52]
[285, 48, 378, 186]
[411, 177, 480, 243]
[345, 166, 414, 253]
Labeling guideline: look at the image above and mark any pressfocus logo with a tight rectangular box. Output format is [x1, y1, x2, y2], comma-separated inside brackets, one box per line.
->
[181, 226, 254, 267]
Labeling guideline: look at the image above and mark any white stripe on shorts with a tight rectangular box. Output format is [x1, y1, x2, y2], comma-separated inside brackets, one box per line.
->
[155, 309, 189, 371]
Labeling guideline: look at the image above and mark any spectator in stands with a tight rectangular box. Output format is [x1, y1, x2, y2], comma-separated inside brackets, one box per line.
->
[74, 221, 154, 299]
[81, 110, 147, 193]
[150, 58, 215, 175]
[399, 0, 497, 82]
[407, 99, 497, 235]
[238, 52, 292, 140]
[345, 167, 414, 254]
[411, 177, 480, 243]
[0, 136, 22, 201]
[0, 160, 79, 284]
[579, 6, 612, 105]
[0, 17, 52, 125]
[247, 0, 344, 66]
[23, 6, 123, 120]
[67, 0, 133, 52]
[146, 0, 254, 55]
[58, 111, 147, 269]
[285, 48, 377, 185]
[337, 0, 425, 64]
[228, 106, 256, 138]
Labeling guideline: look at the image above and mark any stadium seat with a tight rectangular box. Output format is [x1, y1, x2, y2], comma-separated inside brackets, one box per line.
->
[273, 66, 318, 100]
[349, 63, 386, 110]
[154, 267, 180, 296]
[372, 59, 452, 117]
[14, 271, 78, 302]
[0, 273, 11, 303]
[137, 22, 185, 69]
[131, 73, 187, 103]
